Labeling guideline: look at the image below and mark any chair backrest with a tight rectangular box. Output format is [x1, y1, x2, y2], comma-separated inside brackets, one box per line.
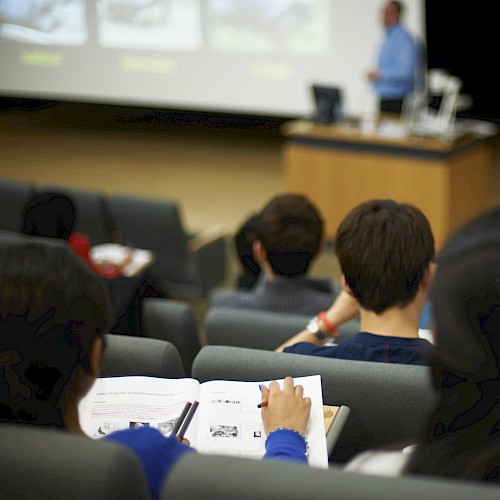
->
[141, 297, 201, 376]
[204, 307, 359, 350]
[192, 345, 438, 463]
[0, 229, 68, 249]
[0, 178, 37, 232]
[102, 334, 185, 378]
[107, 192, 228, 298]
[162, 452, 500, 500]
[41, 185, 114, 244]
[106, 193, 190, 286]
[0, 423, 149, 499]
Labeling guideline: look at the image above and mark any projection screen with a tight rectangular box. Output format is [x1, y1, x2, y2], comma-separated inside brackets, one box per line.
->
[0, 0, 425, 117]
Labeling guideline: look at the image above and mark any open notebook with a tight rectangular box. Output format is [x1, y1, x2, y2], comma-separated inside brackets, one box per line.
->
[78, 374, 329, 468]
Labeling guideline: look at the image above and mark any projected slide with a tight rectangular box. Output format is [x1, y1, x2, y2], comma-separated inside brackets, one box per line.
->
[0, 0, 425, 117]
[97, 0, 201, 50]
[0, 0, 87, 46]
[207, 0, 330, 55]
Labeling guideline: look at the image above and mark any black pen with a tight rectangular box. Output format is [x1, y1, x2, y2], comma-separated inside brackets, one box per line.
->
[171, 401, 192, 437]
[177, 400, 199, 440]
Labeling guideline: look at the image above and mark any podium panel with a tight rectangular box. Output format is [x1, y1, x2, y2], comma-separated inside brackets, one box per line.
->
[281, 120, 493, 250]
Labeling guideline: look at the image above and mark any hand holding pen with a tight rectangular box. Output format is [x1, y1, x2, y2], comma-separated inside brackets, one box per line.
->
[259, 376, 311, 436]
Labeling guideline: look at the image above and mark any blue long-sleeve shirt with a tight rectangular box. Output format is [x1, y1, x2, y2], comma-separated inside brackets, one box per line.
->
[105, 426, 307, 499]
[373, 24, 417, 99]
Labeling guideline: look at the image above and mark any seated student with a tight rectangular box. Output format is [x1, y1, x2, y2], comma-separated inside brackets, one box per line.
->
[0, 241, 311, 499]
[345, 206, 500, 481]
[22, 191, 114, 275]
[21, 191, 156, 336]
[210, 194, 337, 315]
[276, 199, 435, 366]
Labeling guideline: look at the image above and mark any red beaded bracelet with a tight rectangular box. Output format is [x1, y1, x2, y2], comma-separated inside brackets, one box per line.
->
[318, 311, 339, 336]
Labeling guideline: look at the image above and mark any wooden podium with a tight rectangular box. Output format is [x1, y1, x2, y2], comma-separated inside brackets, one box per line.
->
[281, 119, 494, 250]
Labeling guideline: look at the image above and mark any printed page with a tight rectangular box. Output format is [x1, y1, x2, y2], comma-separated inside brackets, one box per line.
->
[195, 375, 328, 468]
[78, 376, 201, 443]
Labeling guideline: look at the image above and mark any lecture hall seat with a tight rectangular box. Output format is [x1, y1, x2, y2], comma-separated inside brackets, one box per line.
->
[0, 424, 149, 500]
[107, 193, 228, 298]
[192, 345, 438, 463]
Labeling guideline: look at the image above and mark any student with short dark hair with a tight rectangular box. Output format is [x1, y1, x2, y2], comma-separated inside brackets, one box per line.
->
[345, 206, 500, 480]
[0, 242, 311, 499]
[336, 198, 434, 314]
[210, 193, 337, 315]
[276, 199, 435, 366]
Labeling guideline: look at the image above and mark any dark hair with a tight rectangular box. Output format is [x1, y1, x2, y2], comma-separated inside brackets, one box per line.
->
[335, 199, 434, 313]
[255, 194, 323, 277]
[389, 1, 403, 16]
[234, 213, 261, 289]
[0, 241, 112, 427]
[405, 207, 500, 480]
[22, 192, 75, 240]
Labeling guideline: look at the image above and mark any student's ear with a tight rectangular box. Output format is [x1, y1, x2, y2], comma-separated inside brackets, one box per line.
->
[252, 240, 267, 265]
[341, 275, 355, 297]
[89, 336, 104, 378]
[420, 262, 434, 292]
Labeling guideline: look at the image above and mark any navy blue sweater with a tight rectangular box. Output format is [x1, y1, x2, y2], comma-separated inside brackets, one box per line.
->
[284, 332, 433, 366]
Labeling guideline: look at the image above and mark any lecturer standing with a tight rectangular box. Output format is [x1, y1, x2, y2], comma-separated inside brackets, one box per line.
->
[367, 1, 418, 114]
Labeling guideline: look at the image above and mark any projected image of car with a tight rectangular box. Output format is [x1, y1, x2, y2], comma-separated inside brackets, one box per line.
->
[101, 0, 171, 25]
[97, 0, 201, 50]
[0, 0, 87, 45]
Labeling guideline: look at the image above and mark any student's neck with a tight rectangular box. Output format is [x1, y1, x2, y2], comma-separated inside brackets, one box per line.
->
[262, 263, 276, 281]
[62, 404, 85, 435]
[359, 303, 421, 339]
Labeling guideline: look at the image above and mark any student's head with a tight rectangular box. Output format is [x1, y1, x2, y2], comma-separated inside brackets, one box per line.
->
[0, 241, 112, 427]
[22, 192, 75, 240]
[335, 199, 434, 314]
[406, 207, 500, 480]
[254, 194, 324, 277]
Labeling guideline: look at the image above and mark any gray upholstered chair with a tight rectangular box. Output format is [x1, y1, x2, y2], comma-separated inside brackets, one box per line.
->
[141, 297, 201, 376]
[0, 178, 37, 232]
[0, 229, 67, 248]
[0, 423, 149, 499]
[106, 193, 228, 298]
[102, 334, 186, 378]
[192, 345, 439, 463]
[204, 307, 360, 350]
[162, 452, 500, 500]
[40, 184, 114, 244]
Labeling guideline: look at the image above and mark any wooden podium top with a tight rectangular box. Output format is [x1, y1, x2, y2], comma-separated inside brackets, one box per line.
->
[280, 119, 480, 156]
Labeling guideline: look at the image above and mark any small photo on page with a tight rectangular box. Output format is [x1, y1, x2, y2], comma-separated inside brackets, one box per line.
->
[129, 421, 150, 429]
[209, 424, 239, 438]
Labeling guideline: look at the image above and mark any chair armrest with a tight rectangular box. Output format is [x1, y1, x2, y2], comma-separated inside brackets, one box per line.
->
[186, 225, 226, 253]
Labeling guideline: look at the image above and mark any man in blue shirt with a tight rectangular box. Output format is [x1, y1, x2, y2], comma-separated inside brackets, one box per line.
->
[367, 1, 419, 114]
[276, 199, 435, 366]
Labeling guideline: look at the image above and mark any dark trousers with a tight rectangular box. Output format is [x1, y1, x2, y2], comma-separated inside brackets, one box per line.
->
[380, 98, 404, 114]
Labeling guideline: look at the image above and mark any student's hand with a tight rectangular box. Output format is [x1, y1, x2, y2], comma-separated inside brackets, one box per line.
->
[260, 376, 311, 436]
[176, 437, 191, 447]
